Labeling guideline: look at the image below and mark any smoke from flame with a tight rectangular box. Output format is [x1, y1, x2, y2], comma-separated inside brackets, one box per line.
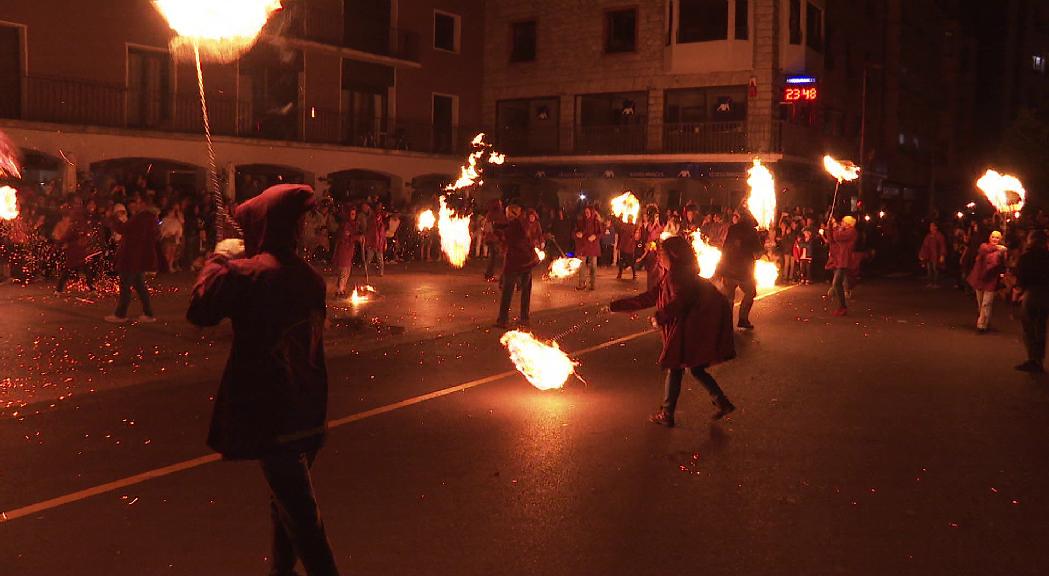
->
[500, 330, 578, 391]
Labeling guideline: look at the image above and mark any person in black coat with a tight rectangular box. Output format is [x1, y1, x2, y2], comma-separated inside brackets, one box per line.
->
[1014, 229, 1049, 373]
[717, 209, 762, 329]
[187, 184, 340, 576]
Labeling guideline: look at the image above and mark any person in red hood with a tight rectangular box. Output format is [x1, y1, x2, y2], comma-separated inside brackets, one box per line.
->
[105, 194, 159, 323]
[918, 222, 947, 287]
[574, 205, 602, 291]
[967, 230, 1008, 333]
[610, 236, 737, 427]
[825, 215, 858, 317]
[187, 184, 340, 576]
[496, 203, 540, 328]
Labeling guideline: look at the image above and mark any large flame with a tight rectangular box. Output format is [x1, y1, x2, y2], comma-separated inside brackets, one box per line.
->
[438, 196, 471, 268]
[549, 257, 583, 279]
[976, 169, 1026, 214]
[823, 155, 860, 183]
[0, 130, 21, 179]
[153, 0, 282, 62]
[500, 331, 578, 391]
[610, 191, 640, 224]
[746, 159, 776, 230]
[417, 209, 436, 232]
[689, 231, 722, 279]
[0, 186, 18, 221]
[446, 133, 505, 192]
[754, 260, 779, 289]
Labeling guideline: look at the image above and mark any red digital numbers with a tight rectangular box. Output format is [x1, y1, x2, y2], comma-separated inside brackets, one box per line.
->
[784, 86, 818, 102]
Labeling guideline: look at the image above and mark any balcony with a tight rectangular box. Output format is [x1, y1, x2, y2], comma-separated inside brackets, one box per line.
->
[342, 26, 421, 63]
[1, 75, 475, 155]
[663, 121, 748, 154]
[574, 124, 647, 155]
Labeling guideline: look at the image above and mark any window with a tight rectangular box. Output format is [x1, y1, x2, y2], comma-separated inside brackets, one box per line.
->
[806, 3, 823, 51]
[510, 21, 537, 62]
[605, 8, 637, 53]
[734, 0, 749, 39]
[679, 0, 728, 43]
[1034, 55, 1046, 73]
[664, 86, 747, 123]
[434, 11, 460, 52]
[789, 0, 802, 44]
[496, 97, 559, 154]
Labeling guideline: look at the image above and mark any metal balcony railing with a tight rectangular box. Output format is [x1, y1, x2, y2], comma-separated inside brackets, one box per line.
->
[574, 124, 647, 154]
[663, 121, 749, 153]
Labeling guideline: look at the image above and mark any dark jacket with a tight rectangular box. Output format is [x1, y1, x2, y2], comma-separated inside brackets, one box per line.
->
[611, 269, 736, 369]
[61, 213, 92, 268]
[187, 185, 328, 460]
[110, 210, 159, 273]
[717, 221, 761, 280]
[1016, 247, 1049, 290]
[502, 217, 540, 275]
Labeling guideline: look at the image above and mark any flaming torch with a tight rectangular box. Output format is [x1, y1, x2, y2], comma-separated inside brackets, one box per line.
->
[746, 159, 776, 231]
[610, 191, 640, 224]
[689, 231, 722, 280]
[349, 285, 377, 306]
[548, 257, 583, 279]
[0, 186, 18, 221]
[500, 330, 578, 391]
[416, 209, 436, 232]
[0, 129, 21, 179]
[152, 0, 283, 240]
[822, 155, 860, 226]
[436, 133, 506, 267]
[976, 169, 1026, 215]
[754, 260, 779, 290]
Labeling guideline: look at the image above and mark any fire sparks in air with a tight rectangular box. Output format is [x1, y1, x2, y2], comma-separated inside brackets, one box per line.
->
[548, 257, 583, 279]
[689, 231, 721, 280]
[823, 155, 861, 183]
[153, 0, 283, 62]
[754, 260, 779, 290]
[0, 130, 21, 179]
[610, 192, 640, 224]
[0, 186, 18, 221]
[976, 169, 1026, 214]
[446, 133, 505, 192]
[500, 331, 578, 391]
[437, 196, 471, 268]
[746, 159, 776, 231]
[416, 209, 436, 232]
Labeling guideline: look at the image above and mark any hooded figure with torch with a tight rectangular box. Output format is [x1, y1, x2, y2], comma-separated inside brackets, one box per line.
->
[717, 209, 762, 330]
[495, 203, 541, 329]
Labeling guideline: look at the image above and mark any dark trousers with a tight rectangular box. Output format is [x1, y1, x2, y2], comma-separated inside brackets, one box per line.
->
[56, 264, 96, 292]
[260, 450, 340, 576]
[115, 272, 154, 318]
[831, 268, 848, 309]
[1022, 289, 1049, 365]
[721, 276, 756, 325]
[617, 252, 637, 278]
[484, 246, 502, 279]
[498, 270, 532, 324]
[663, 366, 727, 414]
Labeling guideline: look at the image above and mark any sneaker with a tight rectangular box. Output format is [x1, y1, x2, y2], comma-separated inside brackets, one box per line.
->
[737, 321, 755, 330]
[137, 315, 158, 323]
[1014, 361, 1045, 373]
[832, 307, 848, 317]
[104, 315, 128, 324]
[648, 409, 675, 428]
[712, 397, 736, 420]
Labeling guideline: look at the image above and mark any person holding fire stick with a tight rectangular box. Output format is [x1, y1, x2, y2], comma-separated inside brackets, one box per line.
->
[496, 203, 540, 329]
[610, 236, 737, 427]
[966, 230, 1008, 334]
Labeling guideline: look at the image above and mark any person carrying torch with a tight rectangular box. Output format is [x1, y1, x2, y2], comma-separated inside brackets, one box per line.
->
[496, 203, 540, 329]
[825, 215, 858, 317]
[966, 230, 1008, 334]
[717, 209, 762, 329]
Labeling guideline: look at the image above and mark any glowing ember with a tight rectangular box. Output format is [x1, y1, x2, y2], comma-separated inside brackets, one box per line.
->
[754, 260, 779, 289]
[0, 186, 18, 221]
[535, 248, 546, 261]
[689, 231, 722, 279]
[976, 169, 1026, 214]
[823, 155, 861, 183]
[500, 330, 578, 391]
[0, 130, 20, 179]
[437, 196, 471, 268]
[349, 285, 377, 306]
[416, 209, 436, 232]
[153, 0, 282, 62]
[746, 159, 776, 230]
[549, 257, 583, 279]
[610, 191, 640, 224]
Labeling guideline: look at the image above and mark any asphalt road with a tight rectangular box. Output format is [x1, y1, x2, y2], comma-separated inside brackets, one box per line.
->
[1, 265, 1047, 576]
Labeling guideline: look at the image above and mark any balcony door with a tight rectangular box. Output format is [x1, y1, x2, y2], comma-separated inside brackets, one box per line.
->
[127, 48, 171, 129]
[0, 26, 20, 119]
[432, 94, 457, 154]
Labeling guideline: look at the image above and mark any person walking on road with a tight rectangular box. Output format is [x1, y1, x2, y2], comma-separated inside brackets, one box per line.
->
[919, 222, 947, 287]
[718, 210, 762, 329]
[825, 216, 858, 317]
[574, 205, 602, 291]
[55, 201, 97, 294]
[105, 195, 159, 323]
[187, 184, 341, 576]
[610, 236, 737, 427]
[496, 204, 540, 329]
[967, 230, 1008, 333]
[332, 206, 363, 298]
[615, 217, 639, 281]
[1013, 229, 1049, 372]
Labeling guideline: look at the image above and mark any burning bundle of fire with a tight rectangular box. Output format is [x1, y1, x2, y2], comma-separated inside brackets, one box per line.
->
[746, 159, 776, 231]
[754, 260, 779, 289]
[548, 257, 583, 279]
[416, 209, 436, 232]
[689, 231, 721, 280]
[610, 191, 640, 224]
[0, 186, 18, 221]
[822, 155, 861, 183]
[349, 285, 377, 306]
[976, 169, 1025, 215]
[500, 330, 578, 391]
[437, 133, 506, 267]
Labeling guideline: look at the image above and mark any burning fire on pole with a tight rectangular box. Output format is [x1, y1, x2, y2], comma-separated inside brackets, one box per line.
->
[437, 133, 506, 267]
[500, 331, 579, 391]
[976, 169, 1026, 215]
[610, 191, 640, 224]
[0, 186, 19, 221]
[822, 155, 861, 183]
[689, 231, 722, 280]
[754, 260, 779, 290]
[548, 257, 583, 279]
[746, 159, 776, 231]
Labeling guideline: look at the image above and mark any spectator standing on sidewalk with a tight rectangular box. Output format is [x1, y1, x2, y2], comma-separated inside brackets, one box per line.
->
[1014, 229, 1049, 373]
[718, 210, 762, 329]
[105, 195, 159, 323]
[919, 222, 947, 287]
[495, 204, 540, 329]
[609, 236, 736, 427]
[187, 184, 340, 576]
[967, 230, 1008, 333]
[574, 205, 602, 291]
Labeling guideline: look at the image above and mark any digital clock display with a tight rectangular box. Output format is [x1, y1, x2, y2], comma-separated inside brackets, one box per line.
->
[784, 86, 819, 101]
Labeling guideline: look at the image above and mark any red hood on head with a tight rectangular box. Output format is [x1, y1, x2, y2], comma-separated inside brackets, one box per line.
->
[235, 184, 315, 257]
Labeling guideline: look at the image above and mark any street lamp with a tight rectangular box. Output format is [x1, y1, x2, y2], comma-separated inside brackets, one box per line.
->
[858, 62, 884, 206]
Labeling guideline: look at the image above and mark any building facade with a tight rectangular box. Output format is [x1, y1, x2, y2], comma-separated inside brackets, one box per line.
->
[0, 0, 485, 204]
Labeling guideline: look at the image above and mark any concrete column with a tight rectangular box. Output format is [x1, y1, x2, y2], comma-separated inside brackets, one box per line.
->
[559, 93, 575, 153]
[748, 0, 780, 153]
[647, 89, 664, 153]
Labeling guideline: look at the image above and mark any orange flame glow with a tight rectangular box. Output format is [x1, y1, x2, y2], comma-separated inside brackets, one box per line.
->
[438, 196, 471, 267]
[153, 0, 282, 62]
[0, 130, 20, 179]
[446, 133, 504, 192]
[746, 159, 776, 230]
[535, 248, 546, 261]
[689, 231, 722, 279]
[548, 257, 583, 279]
[754, 259, 779, 289]
[610, 191, 640, 224]
[416, 209, 436, 232]
[976, 169, 1026, 214]
[500, 330, 578, 391]
[0, 186, 18, 221]
[349, 284, 377, 306]
[823, 155, 861, 183]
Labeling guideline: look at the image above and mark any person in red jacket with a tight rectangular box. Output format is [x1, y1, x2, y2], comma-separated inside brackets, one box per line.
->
[496, 203, 540, 328]
[615, 217, 639, 281]
[332, 205, 364, 297]
[187, 184, 340, 576]
[574, 205, 602, 291]
[918, 222, 947, 287]
[105, 195, 159, 323]
[967, 230, 1008, 333]
[610, 236, 736, 427]
[825, 216, 858, 317]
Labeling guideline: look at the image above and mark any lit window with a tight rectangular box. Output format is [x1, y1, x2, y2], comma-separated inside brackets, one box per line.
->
[434, 11, 460, 53]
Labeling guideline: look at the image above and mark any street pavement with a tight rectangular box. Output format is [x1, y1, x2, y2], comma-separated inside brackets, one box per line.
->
[1, 263, 1047, 576]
